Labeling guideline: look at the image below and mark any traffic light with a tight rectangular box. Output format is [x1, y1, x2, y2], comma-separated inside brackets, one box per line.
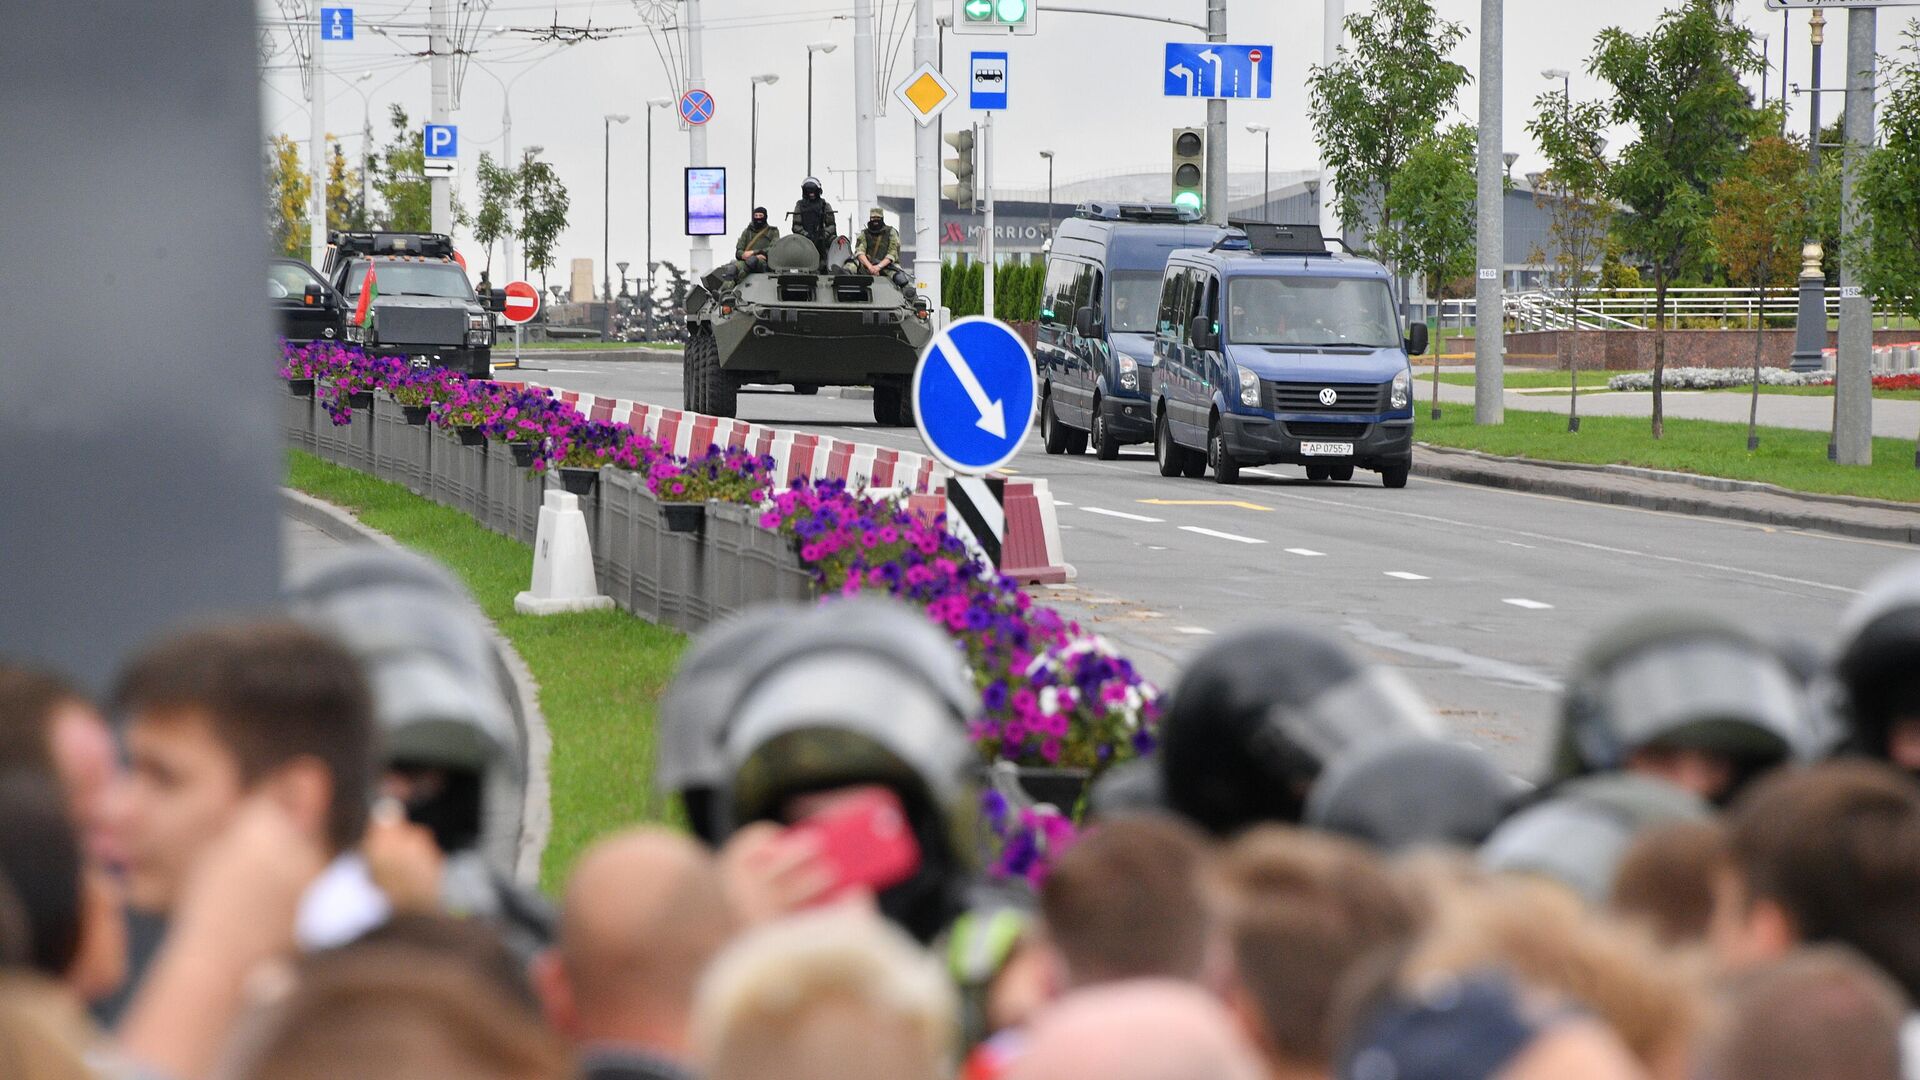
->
[954, 0, 1036, 36]
[944, 127, 976, 209]
[1171, 127, 1204, 216]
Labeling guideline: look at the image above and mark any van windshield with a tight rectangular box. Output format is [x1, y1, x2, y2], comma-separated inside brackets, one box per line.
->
[344, 260, 475, 301]
[1226, 276, 1399, 349]
[1108, 271, 1163, 333]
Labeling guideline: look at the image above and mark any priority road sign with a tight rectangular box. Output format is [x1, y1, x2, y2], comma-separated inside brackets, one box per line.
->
[678, 88, 716, 127]
[1162, 42, 1274, 100]
[320, 7, 354, 40]
[970, 51, 1008, 111]
[500, 280, 541, 325]
[894, 63, 959, 126]
[912, 316, 1036, 475]
[423, 123, 457, 159]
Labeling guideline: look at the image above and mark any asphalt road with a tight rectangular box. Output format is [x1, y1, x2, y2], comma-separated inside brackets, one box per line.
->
[515, 358, 1915, 777]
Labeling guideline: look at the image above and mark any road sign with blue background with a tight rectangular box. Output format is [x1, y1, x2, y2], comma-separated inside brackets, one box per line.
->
[1163, 42, 1273, 99]
[970, 52, 1008, 110]
[679, 89, 716, 126]
[320, 7, 353, 40]
[423, 123, 457, 159]
[913, 316, 1036, 475]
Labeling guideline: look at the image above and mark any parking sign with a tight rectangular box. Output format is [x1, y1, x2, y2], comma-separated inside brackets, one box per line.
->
[423, 124, 458, 160]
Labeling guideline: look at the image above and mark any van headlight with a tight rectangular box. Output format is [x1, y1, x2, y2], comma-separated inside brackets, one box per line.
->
[1390, 368, 1411, 410]
[466, 315, 493, 346]
[1238, 367, 1261, 407]
[346, 322, 367, 344]
[1118, 354, 1139, 392]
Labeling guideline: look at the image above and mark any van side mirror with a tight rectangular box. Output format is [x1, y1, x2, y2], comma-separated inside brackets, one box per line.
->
[1406, 322, 1430, 356]
[1188, 314, 1216, 350]
[303, 282, 326, 306]
[1074, 306, 1099, 338]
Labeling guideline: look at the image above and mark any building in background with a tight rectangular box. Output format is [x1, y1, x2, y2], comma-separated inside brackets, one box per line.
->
[569, 258, 595, 302]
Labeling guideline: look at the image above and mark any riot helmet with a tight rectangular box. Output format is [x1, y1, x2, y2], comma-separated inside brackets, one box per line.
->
[1306, 737, 1524, 852]
[1553, 611, 1819, 803]
[801, 176, 824, 197]
[1834, 561, 1920, 777]
[1158, 623, 1440, 836]
[715, 597, 981, 943]
[1480, 772, 1711, 905]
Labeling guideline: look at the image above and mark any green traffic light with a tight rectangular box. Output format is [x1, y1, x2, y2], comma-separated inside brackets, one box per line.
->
[964, 0, 992, 20]
[1173, 191, 1203, 213]
[995, 0, 1028, 20]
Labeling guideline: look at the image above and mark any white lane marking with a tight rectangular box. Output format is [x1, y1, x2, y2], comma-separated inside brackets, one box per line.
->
[1503, 598, 1554, 610]
[1182, 526, 1266, 545]
[1147, 545, 1169, 551]
[1243, 467, 1288, 479]
[1053, 499, 1074, 507]
[1500, 541, 1537, 549]
[1285, 547, 1326, 557]
[1082, 507, 1166, 523]
[1384, 571, 1430, 580]
[1174, 626, 1215, 635]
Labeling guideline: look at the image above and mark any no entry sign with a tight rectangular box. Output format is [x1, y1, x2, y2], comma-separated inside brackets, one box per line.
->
[500, 280, 541, 325]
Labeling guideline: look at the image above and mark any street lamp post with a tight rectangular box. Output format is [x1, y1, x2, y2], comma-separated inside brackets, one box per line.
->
[1790, 10, 1828, 374]
[1038, 151, 1054, 237]
[1541, 68, 1578, 431]
[1245, 123, 1270, 221]
[645, 97, 673, 313]
[806, 42, 837, 177]
[603, 113, 631, 339]
[750, 74, 780, 209]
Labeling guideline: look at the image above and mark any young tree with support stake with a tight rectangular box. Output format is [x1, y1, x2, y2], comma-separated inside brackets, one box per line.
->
[1526, 88, 1612, 433]
[473, 152, 517, 277]
[1307, 0, 1470, 295]
[516, 152, 570, 293]
[1381, 124, 1477, 420]
[1711, 130, 1808, 454]
[1593, 0, 1765, 440]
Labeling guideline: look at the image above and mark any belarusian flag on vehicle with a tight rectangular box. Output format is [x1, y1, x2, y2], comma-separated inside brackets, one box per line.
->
[351, 263, 379, 327]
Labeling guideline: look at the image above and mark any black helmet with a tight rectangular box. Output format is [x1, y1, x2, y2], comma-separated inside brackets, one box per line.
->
[801, 176, 823, 195]
[1158, 623, 1439, 836]
[1553, 611, 1819, 801]
[1479, 772, 1710, 905]
[1305, 738, 1524, 852]
[1085, 757, 1165, 820]
[715, 597, 982, 943]
[654, 604, 810, 845]
[1835, 561, 1920, 772]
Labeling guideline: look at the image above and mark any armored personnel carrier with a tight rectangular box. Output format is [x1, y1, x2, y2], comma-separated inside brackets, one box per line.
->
[684, 233, 933, 425]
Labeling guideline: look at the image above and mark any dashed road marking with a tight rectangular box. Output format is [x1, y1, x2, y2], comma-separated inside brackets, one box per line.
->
[1384, 571, 1430, 580]
[1053, 499, 1074, 507]
[1138, 498, 1273, 512]
[1503, 598, 1554, 610]
[1182, 526, 1266, 545]
[1147, 545, 1169, 551]
[1500, 540, 1536, 549]
[1081, 507, 1165, 523]
[1285, 547, 1326, 557]
[1174, 626, 1215, 635]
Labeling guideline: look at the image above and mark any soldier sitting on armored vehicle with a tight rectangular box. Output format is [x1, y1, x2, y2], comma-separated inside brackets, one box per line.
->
[850, 208, 915, 300]
[716, 207, 780, 287]
[791, 177, 838, 267]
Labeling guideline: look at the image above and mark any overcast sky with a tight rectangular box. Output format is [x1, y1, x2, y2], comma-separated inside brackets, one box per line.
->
[260, 0, 1917, 283]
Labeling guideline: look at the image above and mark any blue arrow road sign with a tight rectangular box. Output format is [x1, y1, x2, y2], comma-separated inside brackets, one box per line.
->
[969, 51, 1008, 111]
[913, 316, 1036, 475]
[1163, 42, 1273, 99]
[320, 7, 353, 40]
[423, 124, 457, 159]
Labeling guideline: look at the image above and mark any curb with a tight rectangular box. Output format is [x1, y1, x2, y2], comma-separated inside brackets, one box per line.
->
[280, 488, 555, 887]
[1412, 445, 1920, 545]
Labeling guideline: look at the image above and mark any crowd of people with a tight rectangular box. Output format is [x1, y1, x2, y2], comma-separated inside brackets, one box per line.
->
[4, 543, 1920, 1080]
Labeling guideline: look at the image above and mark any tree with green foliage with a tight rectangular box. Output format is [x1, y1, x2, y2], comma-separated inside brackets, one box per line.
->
[473, 152, 517, 276]
[1527, 88, 1614, 431]
[1382, 124, 1476, 419]
[327, 140, 364, 232]
[1853, 23, 1920, 324]
[516, 151, 570, 290]
[1592, 0, 1766, 438]
[1307, 0, 1471, 294]
[266, 135, 310, 258]
[371, 105, 431, 231]
[1711, 133, 1811, 453]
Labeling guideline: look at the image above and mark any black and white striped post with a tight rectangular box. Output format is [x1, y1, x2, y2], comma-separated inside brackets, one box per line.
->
[945, 474, 1007, 570]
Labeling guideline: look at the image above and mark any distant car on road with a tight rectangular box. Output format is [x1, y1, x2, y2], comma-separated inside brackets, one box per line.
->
[322, 231, 492, 377]
[270, 257, 346, 346]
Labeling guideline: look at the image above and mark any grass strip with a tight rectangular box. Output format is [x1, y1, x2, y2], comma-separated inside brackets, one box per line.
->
[1414, 407, 1920, 504]
[1422, 370, 1920, 401]
[286, 450, 686, 892]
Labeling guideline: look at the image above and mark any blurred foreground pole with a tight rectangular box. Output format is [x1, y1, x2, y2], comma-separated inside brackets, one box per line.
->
[0, 0, 282, 691]
[1473, 0, 1505, 425]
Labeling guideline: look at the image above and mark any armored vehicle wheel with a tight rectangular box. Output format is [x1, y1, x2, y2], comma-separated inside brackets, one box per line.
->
[873, 382, 913, 427]
[690, 329, 735, 418]
[793, 383, 821, 396]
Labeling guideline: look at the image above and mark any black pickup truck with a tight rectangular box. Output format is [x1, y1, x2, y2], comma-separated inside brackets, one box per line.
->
[323, 231, 493, 377]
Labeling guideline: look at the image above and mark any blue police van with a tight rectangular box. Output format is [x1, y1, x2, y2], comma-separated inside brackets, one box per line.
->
[1147, 222, 1426, 487]
[1036, 203, 1225, 459]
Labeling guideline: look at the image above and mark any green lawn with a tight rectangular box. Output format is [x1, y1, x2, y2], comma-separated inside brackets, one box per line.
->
[1421, 370, 1617, 390]
[1415, 408, 1920, 504]
[287, 451, 687, 892]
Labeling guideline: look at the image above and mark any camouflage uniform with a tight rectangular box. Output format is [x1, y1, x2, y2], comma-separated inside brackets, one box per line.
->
[730, 221, 779, 278]
[851, 209, 913, 294]
[791, 195, 838, 265]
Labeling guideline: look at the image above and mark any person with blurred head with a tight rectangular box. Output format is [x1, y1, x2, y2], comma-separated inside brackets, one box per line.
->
[1158, 624, 1439, 837]
[1007, 980, 1267, 1080]
[1037, 814, 1217, 993]
[0, 771, 104, 1065]
[1704, 946, 1905, 1080]
[535, 827, 735, 1080]
[1551, 612, 1821, 806]
[1834, 561, 1920, 781]
[1608, 820, 1726, 948]
[1214, 827, 1421, 1080]
[1305, 738, 1520, 853]
[107, 620, 382, 950]
[693, 907, 956, 1080]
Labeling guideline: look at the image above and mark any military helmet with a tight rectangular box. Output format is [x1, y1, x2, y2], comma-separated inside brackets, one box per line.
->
[715, 597, 982, 943]
[801, 176, 823, 194]
[1158, 623, 1440, 836]
[1834, 560, 1920, 766]
[1479, 772, 1711, 905]
[1552, 610, 1818, 788]
[1306, 738, 1524, 852]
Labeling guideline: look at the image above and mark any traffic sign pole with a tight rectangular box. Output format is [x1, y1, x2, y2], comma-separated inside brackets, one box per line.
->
[913, 0, 943, 319]
[429, 0, 452, 235]
[685, 0, 714, 276]
[308, 2, 327, 271]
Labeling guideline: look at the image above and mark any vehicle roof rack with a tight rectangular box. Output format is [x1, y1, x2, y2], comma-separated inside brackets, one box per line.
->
[328, 231, 456, 258]
[1074, 201, 1203, 224]
[1217, 221, 1335, 256]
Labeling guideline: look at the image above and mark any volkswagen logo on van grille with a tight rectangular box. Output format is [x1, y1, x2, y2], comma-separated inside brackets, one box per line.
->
[1318, 387, 1339, 406]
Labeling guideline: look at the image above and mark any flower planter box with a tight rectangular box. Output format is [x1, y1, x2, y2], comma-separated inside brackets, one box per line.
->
[454, 425, 487, 447]
[1014, 767, 1092, 813]
[507, 441, 536, 468]
[557, 467, 600, 497]
[660, 502, 706, 534]
[288, 378, 315, 397]
[401, 405, 431, 425]
[347, 390, 375, 410]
